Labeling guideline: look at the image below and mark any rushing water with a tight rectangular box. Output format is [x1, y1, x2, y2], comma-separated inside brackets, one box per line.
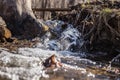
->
[39, 20, 120, 80]
[41, 20, 84, 51]
[0, 20, 119, 80]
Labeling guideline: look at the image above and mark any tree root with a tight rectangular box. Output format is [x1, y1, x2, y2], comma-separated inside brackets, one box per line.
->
[54, 1, 120, 52]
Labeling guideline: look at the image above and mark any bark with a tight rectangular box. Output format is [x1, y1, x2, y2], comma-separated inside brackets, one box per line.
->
[0, 0, 43, 39]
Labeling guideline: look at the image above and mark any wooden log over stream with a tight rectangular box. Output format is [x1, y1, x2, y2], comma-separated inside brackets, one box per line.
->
[32, 8, 72, 12]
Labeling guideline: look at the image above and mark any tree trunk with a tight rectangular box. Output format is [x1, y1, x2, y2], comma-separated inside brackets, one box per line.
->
[0, 0, 43, 39]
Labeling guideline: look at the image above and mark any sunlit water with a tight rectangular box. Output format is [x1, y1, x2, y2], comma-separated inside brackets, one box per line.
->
[0, 20, 119, 80]
[40, 20, 120, 80]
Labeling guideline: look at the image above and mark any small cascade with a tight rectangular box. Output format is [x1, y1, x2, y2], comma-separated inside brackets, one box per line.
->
[41, 20, 84, 51]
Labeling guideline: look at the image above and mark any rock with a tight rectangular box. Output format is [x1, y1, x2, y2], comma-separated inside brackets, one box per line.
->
[38, 20, 49, 31]
[3, 26, 12, 39]
[0, 17, 12, 42]
[43, 54, 62, 68]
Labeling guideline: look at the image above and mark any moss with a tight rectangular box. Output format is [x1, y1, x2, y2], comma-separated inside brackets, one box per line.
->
[81, 4, 86, 8]
[102, 8, 112, 14]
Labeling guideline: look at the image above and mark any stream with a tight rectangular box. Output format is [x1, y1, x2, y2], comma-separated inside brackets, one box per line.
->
[40, 20, 120, 80]
[0, 20, 120, 80]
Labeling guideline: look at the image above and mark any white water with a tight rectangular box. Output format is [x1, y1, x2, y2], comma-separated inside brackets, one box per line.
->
[0, 47, 97, 80]
[0, 20, 119, 80]
[41, 20, 84, 51]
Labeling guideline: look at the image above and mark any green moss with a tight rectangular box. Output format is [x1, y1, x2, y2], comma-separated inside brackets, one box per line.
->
[102, 8, 112, 14]
[81, 4, 86, 8]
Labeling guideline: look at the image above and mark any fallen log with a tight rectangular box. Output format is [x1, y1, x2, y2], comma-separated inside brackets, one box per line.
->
[32, 8, 72, 12]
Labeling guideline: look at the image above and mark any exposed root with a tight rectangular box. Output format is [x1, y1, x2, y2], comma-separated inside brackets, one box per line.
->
[53, 1, 120, 53]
